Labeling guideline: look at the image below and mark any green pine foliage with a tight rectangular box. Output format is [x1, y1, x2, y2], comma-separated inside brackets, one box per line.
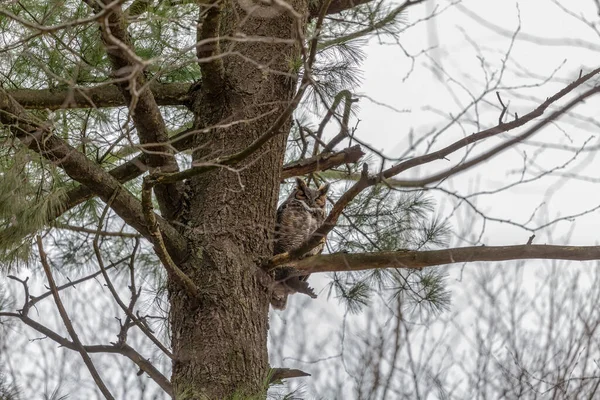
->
[0, 148, 67, 267]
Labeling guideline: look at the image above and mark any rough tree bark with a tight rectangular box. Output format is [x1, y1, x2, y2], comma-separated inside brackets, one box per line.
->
[168, 3, 308, 398]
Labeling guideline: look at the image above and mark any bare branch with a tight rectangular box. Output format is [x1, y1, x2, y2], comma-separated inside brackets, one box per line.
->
[395, 82, 600, 187]
[269, 367, 311, 383]
[5, 82, 191, 110]
[29, 256, 129, 308]
[93, 205, 174, 358]
[383, 67, 600, 182]
[36, 236, 115, 400]
[0, 312, 173, 395]
[282, 145, 364, 179]
[289, 245, 600, 274]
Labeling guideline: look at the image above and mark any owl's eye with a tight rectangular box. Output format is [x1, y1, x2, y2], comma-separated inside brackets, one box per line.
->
[315, 196, 326, 207]
[295, 191, 306, 200]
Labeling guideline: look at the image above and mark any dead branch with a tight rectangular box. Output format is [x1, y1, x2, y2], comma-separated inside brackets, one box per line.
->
[310, 0, 371, 16]
[282, 145, 364, 178]
[269, 367, 311, 383]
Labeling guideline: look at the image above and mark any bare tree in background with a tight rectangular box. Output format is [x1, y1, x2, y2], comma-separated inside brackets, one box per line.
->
[2, 0, 600, 398]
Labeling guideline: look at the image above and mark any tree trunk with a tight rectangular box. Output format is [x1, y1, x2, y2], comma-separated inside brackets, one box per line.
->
[169, 3, 308, 398]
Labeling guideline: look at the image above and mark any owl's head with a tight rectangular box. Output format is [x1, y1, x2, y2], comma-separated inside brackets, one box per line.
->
[292, 178, 329, 209]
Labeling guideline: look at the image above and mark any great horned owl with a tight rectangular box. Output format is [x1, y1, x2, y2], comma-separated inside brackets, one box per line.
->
[271, 177, 330, 310]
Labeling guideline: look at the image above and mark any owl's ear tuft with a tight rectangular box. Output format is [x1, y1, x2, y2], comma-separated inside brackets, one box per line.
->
[318, 183, 330, 194]
[295, 177, 308, 191]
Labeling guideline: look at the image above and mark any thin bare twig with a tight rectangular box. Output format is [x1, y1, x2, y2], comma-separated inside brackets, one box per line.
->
[36, 236, 115, 400]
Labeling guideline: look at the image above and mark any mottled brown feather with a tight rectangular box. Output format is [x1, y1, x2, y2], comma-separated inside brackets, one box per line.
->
[271, 179, 328, 310]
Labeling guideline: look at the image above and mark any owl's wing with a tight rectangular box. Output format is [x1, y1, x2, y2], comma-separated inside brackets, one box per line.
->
[273, 202, 288, 255]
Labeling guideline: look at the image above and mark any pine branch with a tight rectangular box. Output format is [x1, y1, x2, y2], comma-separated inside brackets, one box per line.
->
[319, 0, 426, 49]
[0, 87, 187, 259]
[5, 82, 191, 110]
[287, 245, 600, 274]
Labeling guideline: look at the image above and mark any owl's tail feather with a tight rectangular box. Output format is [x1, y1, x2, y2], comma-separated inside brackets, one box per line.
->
[284, 277, 317, 299]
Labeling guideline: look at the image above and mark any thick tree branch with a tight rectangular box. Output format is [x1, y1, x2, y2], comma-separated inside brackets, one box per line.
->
[0, 88, 187, 258]
[288, 245, 600, 273]
[5, 82, 191, 110]
[86, 0, 183, 220]
[309, 0, 372, 16]
[37, 236, 115, 400]
[40, 139, 362, 230]
[196, 0, 225, 93]
[282, 144, 364, 178]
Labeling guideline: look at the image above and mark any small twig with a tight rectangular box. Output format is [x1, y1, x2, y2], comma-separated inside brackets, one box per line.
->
[28, 256, 129, 309]
[296, 121, 309, 159]
[323, 91, 358, 153]
[7, 275, 31, 315]
[36, 236, 115, 400]
[496, 91, 508, 124]
[527, 235, 535, 245]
